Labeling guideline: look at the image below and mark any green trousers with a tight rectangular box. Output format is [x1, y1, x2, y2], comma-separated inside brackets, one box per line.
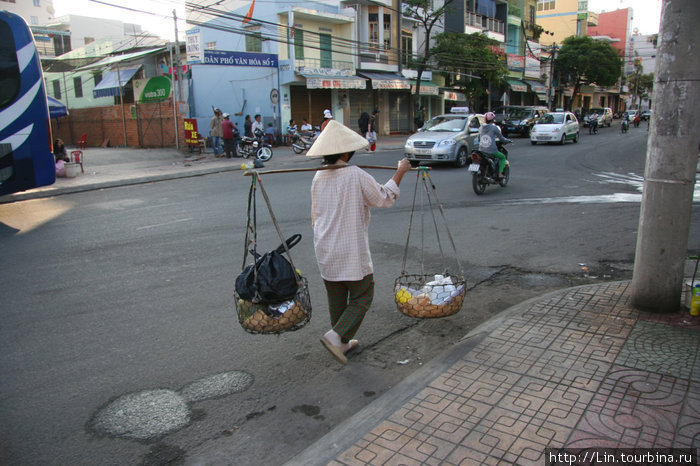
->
[323, 274, 374, 343]
[492, 150, 506, 174]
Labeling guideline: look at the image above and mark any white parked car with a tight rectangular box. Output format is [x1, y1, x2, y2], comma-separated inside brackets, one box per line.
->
[404, 108, 484, 167]
[530, 112, 580, 145]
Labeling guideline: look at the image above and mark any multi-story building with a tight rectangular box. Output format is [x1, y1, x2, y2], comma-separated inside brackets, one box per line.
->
[629, 33, 657, 76]
[535, 0, 634, 112]
[536, 0, 598, 47]
[40, 15, 167, 110]
[1, 0, 55, 26]
[186, 0, 414, 136]
[587, 8, 633, 73]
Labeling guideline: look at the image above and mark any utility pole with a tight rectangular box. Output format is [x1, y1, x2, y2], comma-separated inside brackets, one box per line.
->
[630, 0, 700, 312]
[173, 10, 184, 101]
[173, 9, 183, 150]
[546, 43, 556, 109]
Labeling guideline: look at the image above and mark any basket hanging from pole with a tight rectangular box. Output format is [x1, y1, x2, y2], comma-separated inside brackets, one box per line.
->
[234, 173, 312, 334]
[394, 168, 466, 319]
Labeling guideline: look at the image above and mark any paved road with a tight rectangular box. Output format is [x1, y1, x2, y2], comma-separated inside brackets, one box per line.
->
[0, 123, 698, 465]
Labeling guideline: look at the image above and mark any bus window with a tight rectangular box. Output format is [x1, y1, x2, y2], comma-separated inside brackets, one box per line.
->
[0, 20, 20, 107]
[0, 10, 55, 196]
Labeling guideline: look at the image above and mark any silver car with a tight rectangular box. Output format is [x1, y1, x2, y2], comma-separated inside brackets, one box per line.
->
[404, 109, 484, 167]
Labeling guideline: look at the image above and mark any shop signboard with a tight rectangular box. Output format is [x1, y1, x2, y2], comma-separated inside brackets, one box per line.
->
[507, 54, 525, 73]
[133, 76, 172, 103]
[186, 28, 203, 64]
[184, 119, 199, 145]
[203, 50, 278, 68]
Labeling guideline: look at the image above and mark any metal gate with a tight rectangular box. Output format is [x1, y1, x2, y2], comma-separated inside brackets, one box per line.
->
[388, 92, 411, 133]
[290, 86, 331, 128]
[349, 90, 374, 134]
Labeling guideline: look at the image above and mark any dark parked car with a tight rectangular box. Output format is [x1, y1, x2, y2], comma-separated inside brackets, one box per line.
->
[492, 105, 523, 126]
[501, 106, 549, 137]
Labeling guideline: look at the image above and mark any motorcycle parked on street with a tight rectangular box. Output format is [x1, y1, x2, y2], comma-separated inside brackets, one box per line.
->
[289, 127, 319, 154]
[237, 128, 273, 161]
[468, 140, 510, 195]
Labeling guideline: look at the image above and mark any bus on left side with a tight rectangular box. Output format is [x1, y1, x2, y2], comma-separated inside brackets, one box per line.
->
[0, 10, 55, 196]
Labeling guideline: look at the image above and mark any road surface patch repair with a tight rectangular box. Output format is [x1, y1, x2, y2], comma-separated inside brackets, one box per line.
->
[90, 371, 254, 440]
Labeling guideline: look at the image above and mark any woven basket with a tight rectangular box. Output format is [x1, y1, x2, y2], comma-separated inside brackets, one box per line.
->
[235, 277, 312, 334]
[394, 273, 466, 319]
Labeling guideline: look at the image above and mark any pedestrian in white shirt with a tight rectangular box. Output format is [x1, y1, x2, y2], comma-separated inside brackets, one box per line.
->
[307, 120, 411, 364]
[251, 114, 264, 136]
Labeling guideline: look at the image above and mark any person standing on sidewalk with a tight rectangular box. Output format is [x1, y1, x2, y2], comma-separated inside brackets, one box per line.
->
[243, 115, 253, 138]
[366, 109, 379, 151]
[308, 120, 412, 365]
[221, 113, 237, 158]
[210, 108, 223, 157]
[320, 109, 333, 132]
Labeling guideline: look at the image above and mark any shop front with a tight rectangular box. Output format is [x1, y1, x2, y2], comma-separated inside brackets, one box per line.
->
[357, 71, 412, 134]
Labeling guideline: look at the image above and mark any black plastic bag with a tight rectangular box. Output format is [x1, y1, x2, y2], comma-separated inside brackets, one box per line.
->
[235, 234, 301, 305]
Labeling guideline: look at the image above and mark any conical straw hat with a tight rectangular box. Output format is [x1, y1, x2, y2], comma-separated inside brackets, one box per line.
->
[306, 120, 369, 158]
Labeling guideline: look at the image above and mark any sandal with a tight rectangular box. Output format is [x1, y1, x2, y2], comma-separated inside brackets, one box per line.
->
[320, 336, 347, 365]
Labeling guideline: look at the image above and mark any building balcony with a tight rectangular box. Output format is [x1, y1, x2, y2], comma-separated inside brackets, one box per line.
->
[358, 44, 399, 71]
[464, 11, 505, 40]
[294, 57, 355, 73]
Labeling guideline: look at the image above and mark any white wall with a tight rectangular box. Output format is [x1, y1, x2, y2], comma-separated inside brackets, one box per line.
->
[2, 0, 55, 25]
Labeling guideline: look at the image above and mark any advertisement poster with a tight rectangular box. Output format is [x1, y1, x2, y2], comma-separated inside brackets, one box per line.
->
[186, 28, 203, 64]
[133, 76, 172, 103]
[525, 41, 541, 78]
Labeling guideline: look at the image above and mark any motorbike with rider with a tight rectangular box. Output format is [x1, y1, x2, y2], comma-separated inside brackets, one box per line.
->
[621, 111, 630, 133]
[468, 111, 512, 195]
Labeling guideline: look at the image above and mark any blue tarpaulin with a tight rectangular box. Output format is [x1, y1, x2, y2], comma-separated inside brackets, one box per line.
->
[47, 95, 67, 118]
[92, 67, 141, 98]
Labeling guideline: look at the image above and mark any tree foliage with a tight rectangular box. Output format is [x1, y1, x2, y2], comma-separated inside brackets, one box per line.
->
[431, 32, 507, 109]
[555, 36, 623, 109]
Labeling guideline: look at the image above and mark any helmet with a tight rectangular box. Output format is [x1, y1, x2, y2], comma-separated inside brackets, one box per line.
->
[485, 112, 495, 122]
[222, 113, 229, 118]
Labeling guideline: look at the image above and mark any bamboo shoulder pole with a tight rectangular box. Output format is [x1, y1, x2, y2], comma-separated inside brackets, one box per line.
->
[243, 165, 429, 176]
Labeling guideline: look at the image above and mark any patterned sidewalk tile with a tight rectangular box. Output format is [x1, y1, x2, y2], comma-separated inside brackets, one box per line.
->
[329, 282, 700, 465]
[566, 366, 696, 450]
[616, 320, 700, 381]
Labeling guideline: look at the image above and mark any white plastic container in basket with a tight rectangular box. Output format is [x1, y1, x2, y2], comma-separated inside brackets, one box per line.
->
[395, 273, 466, 318]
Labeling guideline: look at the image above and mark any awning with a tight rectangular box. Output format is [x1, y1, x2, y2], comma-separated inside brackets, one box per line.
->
[76, 48, 165, 71]
[300, 74, 366, 89]
[536, 93, 547, 101]
[410, 80, 439, 96]
[93, 66, 141, 98]
[47, 95, 67, 118]
[358, 72, 410, 90]
[524, 80, 546, 94]
[507, 79, 527, 92]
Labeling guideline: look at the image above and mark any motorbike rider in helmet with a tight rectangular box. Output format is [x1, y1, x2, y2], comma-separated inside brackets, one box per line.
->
[479, 112, 512, 179]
